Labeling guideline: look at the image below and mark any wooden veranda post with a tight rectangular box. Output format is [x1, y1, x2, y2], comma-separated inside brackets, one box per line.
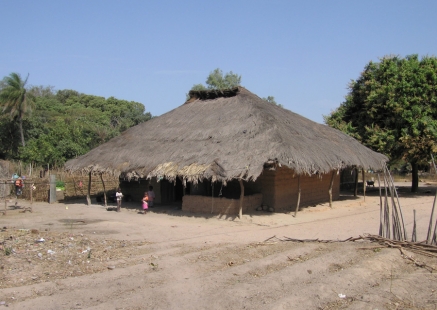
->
[239, 179, 244, 219]
[328, 171, 335, 208]
[362, 169, 366, 201]
[293, 175, 301, 217]
[86, 172, 92, 205]
[100, 173, 107, 207]
[354, 168, 358, 197]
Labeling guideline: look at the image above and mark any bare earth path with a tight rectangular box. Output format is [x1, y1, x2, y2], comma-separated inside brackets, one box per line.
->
[1, 183, 436, 309]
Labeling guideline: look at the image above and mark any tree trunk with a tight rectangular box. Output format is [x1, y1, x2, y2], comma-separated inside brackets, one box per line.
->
[411, 162, 419, 193]
[19, 116, 25, 147]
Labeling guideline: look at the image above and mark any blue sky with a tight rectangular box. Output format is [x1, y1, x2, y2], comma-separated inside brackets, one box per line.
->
[1, 1, 436, 123]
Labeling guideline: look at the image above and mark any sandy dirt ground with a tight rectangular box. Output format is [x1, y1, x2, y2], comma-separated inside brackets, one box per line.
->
[1, 183, 437, 309]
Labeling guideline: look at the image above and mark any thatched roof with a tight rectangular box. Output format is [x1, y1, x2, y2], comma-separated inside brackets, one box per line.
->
[65, 87, 388, 183]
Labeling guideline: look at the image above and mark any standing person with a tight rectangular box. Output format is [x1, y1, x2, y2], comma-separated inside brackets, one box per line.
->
[147, 185, 155, 208]
[142, 192, 149, 214]
[15, 177, 23, 196]
[115, 187, 123, 212]
[14, 177, 23, 208]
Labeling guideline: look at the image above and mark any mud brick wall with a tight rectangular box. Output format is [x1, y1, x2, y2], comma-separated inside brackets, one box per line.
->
[64, 176, 120, 200]
[272, 168, 340, 212]
[182, 194, 262, 215]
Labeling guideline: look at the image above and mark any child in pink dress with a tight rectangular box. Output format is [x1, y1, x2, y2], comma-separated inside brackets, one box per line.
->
[142, 192, 149, 214]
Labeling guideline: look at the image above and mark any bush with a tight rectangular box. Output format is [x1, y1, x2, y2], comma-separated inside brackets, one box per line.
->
[56, 181, 65, 190]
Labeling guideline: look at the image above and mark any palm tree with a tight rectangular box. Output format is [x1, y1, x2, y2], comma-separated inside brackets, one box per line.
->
[0, 72, 34, 147]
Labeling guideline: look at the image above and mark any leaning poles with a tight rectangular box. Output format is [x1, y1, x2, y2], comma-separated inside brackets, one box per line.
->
[380, 164, 407, 241]
[426, 154, 437, 244]
[377, 174, 383, 237]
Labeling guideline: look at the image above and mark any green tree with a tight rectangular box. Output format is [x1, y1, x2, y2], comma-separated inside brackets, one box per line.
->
[190, 68, 242, 91]
[0, 73, 34, 147]
[0, 80, 152, 166]
[324, 55, 437, 192]
[263, 96, 283, 108]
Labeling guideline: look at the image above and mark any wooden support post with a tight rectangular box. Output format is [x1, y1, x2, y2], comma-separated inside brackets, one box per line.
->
[328, 171, 335, 208]
[239, 179, 244, 219]
[100, 173, 107, 207]
[354, 167, 358, 197]
[29, 180, 33, 213]
[294, 175, 301, 217]
[3, 181, 6, 216]
[362, 169, 366, 202]
[86, 172, 92, 205]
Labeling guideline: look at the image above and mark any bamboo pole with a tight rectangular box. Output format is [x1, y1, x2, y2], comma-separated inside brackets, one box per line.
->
[385, 165, 407, 240]
[86, 172, 92, 205]
[427, 189, 437, 244]
[432, 218, 437, 245]
[239, 179, 244, 219]
[383, 171, 390, 239]
[100, 173, 107, 207]
[294, 175, 301, 217]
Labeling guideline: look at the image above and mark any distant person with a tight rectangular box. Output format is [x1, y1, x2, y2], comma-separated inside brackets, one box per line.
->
[142, 192, 149, 214]
[15, 177, 23, 196]
[14, 177, 24, 208]
[115, 188, 123, 212]
[147, 186, 155, 208]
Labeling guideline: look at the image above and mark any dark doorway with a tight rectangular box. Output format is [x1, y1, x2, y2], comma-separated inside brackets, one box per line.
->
[175, 178, 184, 202]
[160, 178, 185, 203]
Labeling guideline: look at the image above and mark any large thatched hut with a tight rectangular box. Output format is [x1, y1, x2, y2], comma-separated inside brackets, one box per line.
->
[65, 87, 388, 215]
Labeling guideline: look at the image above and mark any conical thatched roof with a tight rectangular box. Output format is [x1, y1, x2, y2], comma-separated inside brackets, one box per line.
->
[65, 87, 388, 183]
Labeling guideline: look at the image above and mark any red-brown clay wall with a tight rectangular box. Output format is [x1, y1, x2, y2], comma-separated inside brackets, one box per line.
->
[182, 194, 262, 215]
[181, 168, 340, 215]
[272, 167, 340, 212]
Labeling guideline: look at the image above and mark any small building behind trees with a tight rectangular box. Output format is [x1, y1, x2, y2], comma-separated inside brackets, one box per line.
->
[65, 87, 388, 215]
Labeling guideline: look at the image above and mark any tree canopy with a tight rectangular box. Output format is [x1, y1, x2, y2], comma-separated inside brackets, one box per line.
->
[0, 73, 34, 147]
[262, 96, 283, 108]
[324, 54, 437, 192]
[190, 68, 242, 92]
[189, 69, 281, 107]
[0, 77, 152, 167]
